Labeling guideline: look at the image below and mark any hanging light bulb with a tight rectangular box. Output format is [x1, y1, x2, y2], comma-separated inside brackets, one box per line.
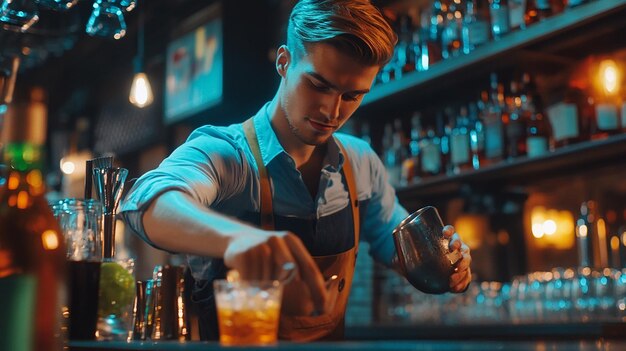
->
[130, 71, 153, 107]
[129, 0, 152, 108]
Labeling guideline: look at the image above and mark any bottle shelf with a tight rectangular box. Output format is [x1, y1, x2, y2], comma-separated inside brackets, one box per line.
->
[395, 133, 626, 201]
[360, 0, 626, 114]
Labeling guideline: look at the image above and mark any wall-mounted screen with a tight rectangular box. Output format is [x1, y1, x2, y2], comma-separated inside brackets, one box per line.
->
[164, 7, 222, 124]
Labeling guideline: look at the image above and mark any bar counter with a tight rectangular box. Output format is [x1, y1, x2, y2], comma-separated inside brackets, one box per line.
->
[69, 339, 626, 351]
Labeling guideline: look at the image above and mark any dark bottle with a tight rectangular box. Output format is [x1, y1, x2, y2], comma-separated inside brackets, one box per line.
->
[525, 96, 552, 158]
[483, 73, 506, 162]
[421, 1, 444, 69]
[419, 125, 443, 177]
[489, 0, 510, 40]
[401, 112, 424, 185]
[394, 14, 416, 79]
[505, 80, 527, 159]
[450, 106, 472, 173]
[469, 102, 486, 170]
[462, 0, 491, 54]
[441, 1, 462, 59]
[438, 111, 453, 174]
[0, 87, 66, 351]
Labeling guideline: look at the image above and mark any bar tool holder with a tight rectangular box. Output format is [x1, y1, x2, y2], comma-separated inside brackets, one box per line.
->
[93, 166, 128, 259]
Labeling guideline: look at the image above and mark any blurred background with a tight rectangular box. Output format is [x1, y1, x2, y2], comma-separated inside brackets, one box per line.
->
[1, 0, 626, 333]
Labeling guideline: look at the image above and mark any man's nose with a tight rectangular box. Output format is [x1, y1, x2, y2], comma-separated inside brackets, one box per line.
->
[320, 94, 342, 121]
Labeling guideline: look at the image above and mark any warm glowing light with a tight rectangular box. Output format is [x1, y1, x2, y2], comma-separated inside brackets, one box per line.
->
[543, 220, 557, 236]
[17, 191, 29, 209]
[454, 214, 488, 250]
[622, 231, 626, 246]
[598, 59, 620, 96]
[129, 72, 154, 108]
[531, 207, 574, 249]
[577, 223, 588, 238]
[611, 236, 620, 250]
[8, 173, 19, 190]
[42, 230, 59, 250]
[60, 159, 76, 175]
[26, 170, 43, 188]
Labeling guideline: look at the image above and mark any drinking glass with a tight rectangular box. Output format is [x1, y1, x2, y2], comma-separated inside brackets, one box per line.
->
[96, 257, 135, 341]
[0, 0, 39, 31]
[85, 2, 126, 39]
[213, 279, 283, 346]
[54, 198, 103, 340]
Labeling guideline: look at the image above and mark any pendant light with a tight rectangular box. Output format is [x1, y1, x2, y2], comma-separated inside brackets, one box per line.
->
[129, 0, 152, 108]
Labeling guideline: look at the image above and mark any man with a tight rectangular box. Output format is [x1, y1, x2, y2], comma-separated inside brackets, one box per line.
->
[121, 0, 472, 341]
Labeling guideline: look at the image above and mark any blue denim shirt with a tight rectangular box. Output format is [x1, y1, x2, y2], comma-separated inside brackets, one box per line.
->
[120, 102, 408, 281]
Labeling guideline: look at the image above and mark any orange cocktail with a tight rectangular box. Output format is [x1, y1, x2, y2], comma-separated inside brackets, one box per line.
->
[217, 305, 281, 345]
[213, 279, 283, 346]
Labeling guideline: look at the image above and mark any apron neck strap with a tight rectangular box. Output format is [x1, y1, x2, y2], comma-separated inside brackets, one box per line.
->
[242, 118, 360, 248]
[243, 118, 275, 230]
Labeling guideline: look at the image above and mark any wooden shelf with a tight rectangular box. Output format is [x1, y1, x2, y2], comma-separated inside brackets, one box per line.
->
[396, 133, 626, 201]
[359, 0, 626, 114]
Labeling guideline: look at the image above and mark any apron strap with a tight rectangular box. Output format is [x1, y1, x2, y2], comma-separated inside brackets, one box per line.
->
[336, 140, 360, 253]
[243, 118, 275, 230]
[243, 117, 359, 250]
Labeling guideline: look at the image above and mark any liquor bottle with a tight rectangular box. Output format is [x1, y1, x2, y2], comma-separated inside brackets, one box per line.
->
[593, 100, 620, 139]
[505, 80, 527, 159]
[489, 0, 510, 40]
[401, 112, 424, 185]
[383, 120, 408, 187]
[508, 0, 526, 31]
[576, 201, 596, 268]
[420, 1, 444, 70]
[462, 0, 491, 54]
[524, 0, 540, 26]
[441, 1, 462, 59]
[469, 102, 486, 170]
[0, 88, 66, 351]
[438, 110, 453, 174]
[450, 106, 472, 173]
[419, 125, 443, 177]
[525, 95, 551, 158]
[394, 14, 416, 79]
[483, 73, 506, 162]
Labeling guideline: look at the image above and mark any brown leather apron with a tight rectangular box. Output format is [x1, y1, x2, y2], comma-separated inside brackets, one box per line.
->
[243, 118, 359, 341]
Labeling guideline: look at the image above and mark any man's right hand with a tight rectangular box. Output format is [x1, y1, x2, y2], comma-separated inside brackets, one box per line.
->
[223, 230, 328, 314]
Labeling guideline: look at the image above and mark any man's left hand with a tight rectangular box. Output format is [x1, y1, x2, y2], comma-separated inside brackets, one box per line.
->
[443, 225, 472, 293]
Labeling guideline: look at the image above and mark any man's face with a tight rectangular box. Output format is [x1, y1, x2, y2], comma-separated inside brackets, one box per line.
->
[277, 43, 379, 146]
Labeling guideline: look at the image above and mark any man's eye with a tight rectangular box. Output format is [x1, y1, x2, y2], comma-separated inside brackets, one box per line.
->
[309, 80, 329, 92]
[342, 94, 360, 102]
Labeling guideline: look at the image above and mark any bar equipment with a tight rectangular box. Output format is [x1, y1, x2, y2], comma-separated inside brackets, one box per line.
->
[92, 164, 127, 259]
[393, 206, 463, 294]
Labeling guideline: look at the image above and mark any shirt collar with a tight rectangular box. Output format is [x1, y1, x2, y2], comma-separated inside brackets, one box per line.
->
[252, 102, 286, 166]
[252, 102, 345, 171]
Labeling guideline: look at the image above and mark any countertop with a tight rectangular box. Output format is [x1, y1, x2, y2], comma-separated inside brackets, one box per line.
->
[69, 340, 626, 351]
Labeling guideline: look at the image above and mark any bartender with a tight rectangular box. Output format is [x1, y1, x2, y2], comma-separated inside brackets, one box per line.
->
[121, 0, 472, 342]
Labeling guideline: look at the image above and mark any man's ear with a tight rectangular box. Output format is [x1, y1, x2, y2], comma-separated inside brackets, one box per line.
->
[276, 45, 291, 78]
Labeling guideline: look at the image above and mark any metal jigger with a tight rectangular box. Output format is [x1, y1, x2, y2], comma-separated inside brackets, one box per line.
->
[93, 167, 128, 258]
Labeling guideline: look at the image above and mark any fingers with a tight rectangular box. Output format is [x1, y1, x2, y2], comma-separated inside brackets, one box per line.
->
[448, 232, 462, 251]
[450, 243, 472, 293]
[267, 235, 297, 281]
[443, 225, 455, 238]
[283, 234, 327, 313]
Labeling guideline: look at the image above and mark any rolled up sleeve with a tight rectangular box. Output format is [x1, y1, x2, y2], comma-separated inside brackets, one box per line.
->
[120, 126, 245, 249]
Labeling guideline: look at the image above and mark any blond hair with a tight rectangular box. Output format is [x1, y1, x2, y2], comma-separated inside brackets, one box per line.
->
[287, 0, 397, 66]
